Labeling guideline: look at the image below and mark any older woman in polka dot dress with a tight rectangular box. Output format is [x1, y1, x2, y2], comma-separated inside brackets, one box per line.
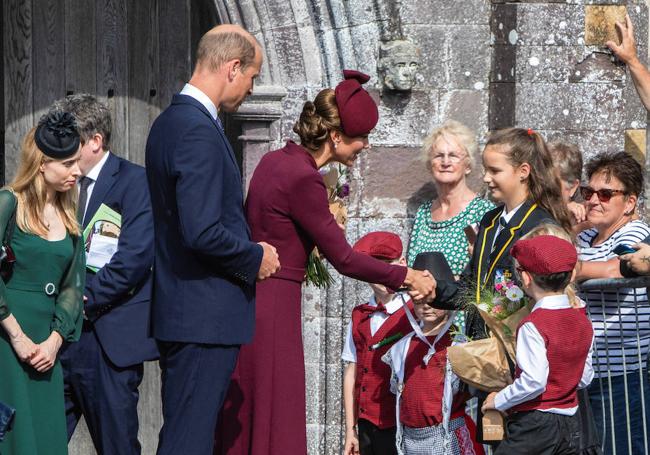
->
[407, 121, 494, 332]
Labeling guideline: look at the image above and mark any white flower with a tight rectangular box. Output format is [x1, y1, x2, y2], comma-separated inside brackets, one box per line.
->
[505, 286, 524, 302]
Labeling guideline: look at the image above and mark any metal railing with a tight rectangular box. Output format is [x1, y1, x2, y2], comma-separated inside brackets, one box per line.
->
[578, 276, 650, 455]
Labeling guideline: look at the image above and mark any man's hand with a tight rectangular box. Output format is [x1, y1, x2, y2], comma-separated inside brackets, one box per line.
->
[567, 201, 587, 225]
[481, 391, 498, 413]
[404, 268, 436, 303]
[343, 427, 360, 455]
[620, 243, 650, 275]
[607, 14, 638, 66]
[257, 241, 280, 281]
[30, 332, 63, 373]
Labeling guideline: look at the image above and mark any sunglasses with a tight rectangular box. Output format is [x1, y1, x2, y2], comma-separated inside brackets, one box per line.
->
[579, 186, 627, 203]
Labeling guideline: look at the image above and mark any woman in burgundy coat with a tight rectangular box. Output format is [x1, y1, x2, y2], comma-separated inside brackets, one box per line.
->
[218, 71, 436, 455]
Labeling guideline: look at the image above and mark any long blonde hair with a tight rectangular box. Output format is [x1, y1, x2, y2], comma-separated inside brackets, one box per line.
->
[8, 128, 80, 237]
[520, 223, 580, 308]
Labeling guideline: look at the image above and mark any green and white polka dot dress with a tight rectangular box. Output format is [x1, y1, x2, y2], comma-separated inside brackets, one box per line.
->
[407, 196, 495, 332]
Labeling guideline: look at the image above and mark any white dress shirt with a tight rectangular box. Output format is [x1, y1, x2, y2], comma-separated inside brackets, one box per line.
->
[491, 202, 524, 251]
[180, 83, 218, 121]
[494, 294, 595, 415]
[79, 151, 110, 221]
[341, 294, 405, 363]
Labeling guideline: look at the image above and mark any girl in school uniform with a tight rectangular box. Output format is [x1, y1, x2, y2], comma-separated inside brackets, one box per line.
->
[433, 128, 573, 442]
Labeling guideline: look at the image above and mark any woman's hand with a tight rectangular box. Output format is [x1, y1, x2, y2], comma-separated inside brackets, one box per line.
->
[1, 314, 39, 362]
[567, 201, 587, 225]
[404, 268, 437, 303]
[30, 331, 63, 373]
[343, 428, 360, 455]
[620, 243, 650, 275]
[10, 332, 40, 362]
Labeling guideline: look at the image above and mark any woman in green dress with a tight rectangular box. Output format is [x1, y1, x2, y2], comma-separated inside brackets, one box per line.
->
[0, 111, 85, 455]
[407, 120, 494, 332]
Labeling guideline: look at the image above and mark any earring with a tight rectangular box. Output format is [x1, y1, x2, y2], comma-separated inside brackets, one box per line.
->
[334, 142, 338, 149]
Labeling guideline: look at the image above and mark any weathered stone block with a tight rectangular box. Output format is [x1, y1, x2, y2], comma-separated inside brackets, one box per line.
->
[491, 45, 517, 83]
[516, 4, 584, 46]
[515, 82, 624, 131]
[625, 129, 646, 164]
[372, 89, 439, 146]
[448, 26, 491, 90]
[401, 0, 490, 26]
[489, 82, 516, 130]
[400, 24, 449, 89]
[584, 5, 626, 46]
[517, 46, 583, 84]
[569, 51, 625, 84]
[357, 146, 431, 208]
[539, 129, 622, 160]
[439, 89, 490, 139]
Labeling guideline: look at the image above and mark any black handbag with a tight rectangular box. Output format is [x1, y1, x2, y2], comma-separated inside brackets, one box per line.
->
[0, 194, 17, 282]
[0, 400, 15, 441]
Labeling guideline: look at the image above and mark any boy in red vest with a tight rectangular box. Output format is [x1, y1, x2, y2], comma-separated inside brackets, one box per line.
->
[342, 232, 415, 455]
[482, 235, 595, 454]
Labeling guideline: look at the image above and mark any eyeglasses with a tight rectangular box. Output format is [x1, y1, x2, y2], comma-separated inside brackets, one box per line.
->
[431, 152, 467, 164]
[579, 186, 627, 203]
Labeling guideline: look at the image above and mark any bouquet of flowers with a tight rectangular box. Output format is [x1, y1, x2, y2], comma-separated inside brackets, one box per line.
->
[447, 272, 530, 392]
[305, 165, 350, 288]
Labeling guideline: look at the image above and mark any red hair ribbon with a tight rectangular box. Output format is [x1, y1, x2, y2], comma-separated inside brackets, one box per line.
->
[527, 128, 534, 136]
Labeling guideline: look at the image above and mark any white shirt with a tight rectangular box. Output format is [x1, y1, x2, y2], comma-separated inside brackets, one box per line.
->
[79, 151, 110, 221]
[341, 294, 405, 363]
[180, 83, 218, 121]
[494, 294, 595, 415]
[491, 202, 524, 251]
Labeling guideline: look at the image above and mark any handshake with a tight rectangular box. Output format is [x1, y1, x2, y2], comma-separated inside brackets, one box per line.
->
[256, 241, 438, 302]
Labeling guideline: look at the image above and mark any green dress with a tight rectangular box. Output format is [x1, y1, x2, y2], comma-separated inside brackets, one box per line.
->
[407, 196, 494, 331]
[0, 190, 84, 455]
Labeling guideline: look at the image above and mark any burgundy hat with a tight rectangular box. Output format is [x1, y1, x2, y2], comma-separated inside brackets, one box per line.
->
[353, 231, 403, 260]
[335, 70, 379, 137]
[511, 235, 577, 275]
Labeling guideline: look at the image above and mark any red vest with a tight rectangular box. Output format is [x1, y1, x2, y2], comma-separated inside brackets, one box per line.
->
[400, 333, 468, 428]
[351, 300, 414, 429]
[512, 308, 593, 413]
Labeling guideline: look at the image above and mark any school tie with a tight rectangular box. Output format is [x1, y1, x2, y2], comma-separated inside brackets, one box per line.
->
[77, 176, 92, 224]
[491, 217, 509, 253]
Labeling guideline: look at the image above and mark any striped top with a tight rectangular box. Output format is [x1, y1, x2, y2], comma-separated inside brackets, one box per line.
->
[577, 220, 650, 378]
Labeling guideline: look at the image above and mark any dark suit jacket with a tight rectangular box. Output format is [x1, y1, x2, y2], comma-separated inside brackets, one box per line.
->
[145, 94, 263, 345]
[82, 153, 159, 368]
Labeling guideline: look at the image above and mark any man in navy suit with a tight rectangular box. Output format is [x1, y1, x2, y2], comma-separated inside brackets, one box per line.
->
[145, 24, 280, 455]
[54, 94, 159, 455]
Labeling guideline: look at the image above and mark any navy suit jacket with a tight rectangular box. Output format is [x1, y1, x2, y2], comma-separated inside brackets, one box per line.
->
[82, 153, 159, 367]
[145, 94, 262, 345]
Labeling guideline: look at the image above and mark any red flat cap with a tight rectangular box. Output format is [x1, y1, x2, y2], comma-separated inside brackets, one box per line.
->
[511, 235, 577, 275]
[353, 231, 403, 260]
[335, 70, 379, 137]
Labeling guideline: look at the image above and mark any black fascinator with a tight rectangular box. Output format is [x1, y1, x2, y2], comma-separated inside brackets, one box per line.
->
[34, 111, 80, 159]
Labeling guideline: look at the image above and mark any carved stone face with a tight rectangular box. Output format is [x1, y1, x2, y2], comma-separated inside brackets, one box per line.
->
[379, 40, 420, 91]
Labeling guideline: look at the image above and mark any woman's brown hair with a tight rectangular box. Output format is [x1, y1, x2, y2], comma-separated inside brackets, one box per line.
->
[293, 89, 341, 151]
[486, 128, 572, 232]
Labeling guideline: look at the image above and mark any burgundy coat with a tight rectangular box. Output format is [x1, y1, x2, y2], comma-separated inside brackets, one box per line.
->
[218, 141, 406, 455]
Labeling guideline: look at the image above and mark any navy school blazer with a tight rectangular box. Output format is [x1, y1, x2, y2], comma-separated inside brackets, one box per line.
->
[145, 94, 263, 345]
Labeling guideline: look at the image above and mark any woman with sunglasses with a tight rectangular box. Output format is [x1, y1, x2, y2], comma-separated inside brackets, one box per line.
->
[575, 151, 650, 454]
